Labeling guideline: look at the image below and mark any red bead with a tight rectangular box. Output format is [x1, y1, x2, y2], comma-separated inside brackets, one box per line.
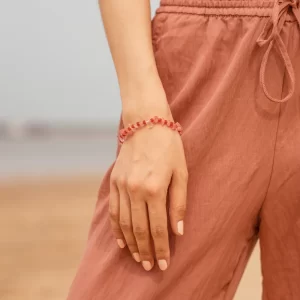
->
[118, 118, 182, 145]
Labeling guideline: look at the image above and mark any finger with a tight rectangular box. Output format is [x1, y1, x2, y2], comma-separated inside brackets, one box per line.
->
[119, 187, 140, 262]
[169, 169, 188, 236]
[131, 199, 154, 271]
[148, 199, 170, 271]
[109, 177, 125, 249]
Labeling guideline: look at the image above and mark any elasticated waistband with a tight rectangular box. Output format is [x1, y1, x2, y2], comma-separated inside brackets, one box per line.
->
[158, 0, 278, 17]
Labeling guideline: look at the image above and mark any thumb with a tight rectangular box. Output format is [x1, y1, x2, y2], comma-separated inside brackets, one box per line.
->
[168, 169, 188, 236]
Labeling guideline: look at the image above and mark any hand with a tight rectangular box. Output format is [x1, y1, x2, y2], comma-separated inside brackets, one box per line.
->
[109, 108, 188, 272]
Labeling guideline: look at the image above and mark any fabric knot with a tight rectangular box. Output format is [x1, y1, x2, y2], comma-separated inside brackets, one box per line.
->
[256, 0, 300, 103]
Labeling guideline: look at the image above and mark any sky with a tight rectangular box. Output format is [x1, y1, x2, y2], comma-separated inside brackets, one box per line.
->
[0, 0, 160, 124]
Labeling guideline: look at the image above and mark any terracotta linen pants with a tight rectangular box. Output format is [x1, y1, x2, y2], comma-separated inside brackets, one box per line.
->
[67, 0, 300, 299]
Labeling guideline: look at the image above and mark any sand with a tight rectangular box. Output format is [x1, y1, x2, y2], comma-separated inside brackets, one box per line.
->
[0, 175, 261, 300]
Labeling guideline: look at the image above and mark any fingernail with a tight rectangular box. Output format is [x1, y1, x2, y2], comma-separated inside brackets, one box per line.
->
[177, 220, 184, 235]
[142, 261, 152, 271]
[158, 259, 168, 271]
[117, 239, 126, 248]
[133, 252, 141, 262]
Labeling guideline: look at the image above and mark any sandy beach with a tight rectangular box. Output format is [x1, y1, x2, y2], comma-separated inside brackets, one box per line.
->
[0, 174, 262, 300]
[0, 175, 100, 300]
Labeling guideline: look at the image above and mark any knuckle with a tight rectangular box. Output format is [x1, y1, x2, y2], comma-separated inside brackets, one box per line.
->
[111, 228, 122, 236]
[144, 182, 164, 197]
[127, 177, 142, 193]
[151, 225, 166, 239]
[119, 220, 132, 232]
[182, 169, 189, 181]
[179, 168, 189, 182]
[126, 242, 137, 249]
[139, 250, 151, 259]
[155, 248, 168, 257]
[170, 204, 186, 218]
[109, 210, 119, 222]
[133, 226, 148, 240]
[110, 173, 118, 185]
[117, 176, 127, 188]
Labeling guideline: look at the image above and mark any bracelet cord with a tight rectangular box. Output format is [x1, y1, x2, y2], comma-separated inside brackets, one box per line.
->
[118, 116, 183, 144]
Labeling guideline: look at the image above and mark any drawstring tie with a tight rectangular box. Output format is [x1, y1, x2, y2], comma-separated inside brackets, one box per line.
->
[256, 0, 300, 103]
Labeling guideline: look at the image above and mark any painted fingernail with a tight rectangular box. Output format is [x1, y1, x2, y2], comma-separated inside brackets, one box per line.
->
[158, 259, 168, 271]
[133, 252, 141, 262]
[142, 261, 152, 271]
[177, 220, 184, 235]
[117, 239, 126, 248]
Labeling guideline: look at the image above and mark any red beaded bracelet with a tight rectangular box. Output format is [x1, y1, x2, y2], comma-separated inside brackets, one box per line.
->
[118, 116, 183, 144]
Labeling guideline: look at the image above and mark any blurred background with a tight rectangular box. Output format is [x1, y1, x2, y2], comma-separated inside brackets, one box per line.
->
[0, 1, 261, 299]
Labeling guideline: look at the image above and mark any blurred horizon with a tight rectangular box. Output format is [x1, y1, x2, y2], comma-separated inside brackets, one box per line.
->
[0, 119, 117, 139]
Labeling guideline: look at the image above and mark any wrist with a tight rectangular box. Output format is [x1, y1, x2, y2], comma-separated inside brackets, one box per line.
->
[122, 102, 173, 124]
[121, 91, 173, 125]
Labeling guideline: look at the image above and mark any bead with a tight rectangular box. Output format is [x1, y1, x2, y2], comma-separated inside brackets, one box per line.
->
[119, 117, 182, 145]
[146, 120, 153, 128]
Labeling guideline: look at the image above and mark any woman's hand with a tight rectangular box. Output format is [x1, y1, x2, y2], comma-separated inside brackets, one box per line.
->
[109, 105, 188, 272]
[99, 0, 187, 272]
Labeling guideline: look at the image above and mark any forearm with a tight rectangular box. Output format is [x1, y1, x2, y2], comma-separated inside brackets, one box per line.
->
[99, 0, 171, 123]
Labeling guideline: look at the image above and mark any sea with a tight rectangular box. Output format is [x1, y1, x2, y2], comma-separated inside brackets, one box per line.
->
[0, 134, 118, 179]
